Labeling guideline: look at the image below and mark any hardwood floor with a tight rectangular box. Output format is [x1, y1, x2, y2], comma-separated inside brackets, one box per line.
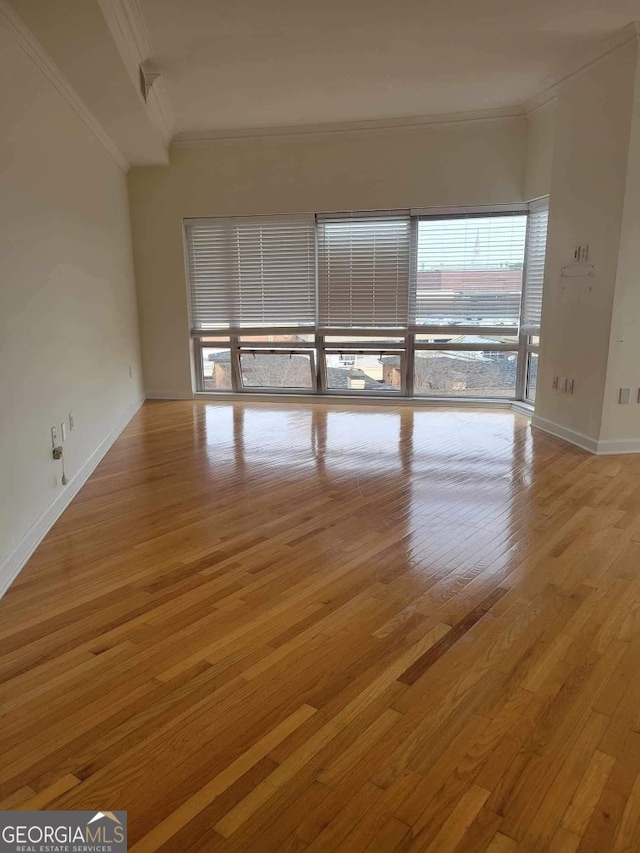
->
[2, 400, 640, 851]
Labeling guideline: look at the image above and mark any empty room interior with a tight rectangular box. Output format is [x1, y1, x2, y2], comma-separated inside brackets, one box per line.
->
[4, 1, 640, 850]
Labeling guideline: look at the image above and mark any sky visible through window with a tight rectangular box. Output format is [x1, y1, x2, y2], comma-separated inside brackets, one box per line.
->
[417, 215, 527, 271]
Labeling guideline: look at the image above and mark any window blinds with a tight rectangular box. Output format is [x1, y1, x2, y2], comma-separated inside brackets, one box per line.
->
[185, 215, 316, 332]
[521, 199, 549, 335]
[413, 214, 528, 328]
[185, 208, 547, 336]
[317, 213, 411, 329]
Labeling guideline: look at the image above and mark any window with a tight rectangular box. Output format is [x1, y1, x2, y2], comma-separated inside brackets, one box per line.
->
[317, 213, 411, 329]
[526, 351, 539, 402]
[186, 202, 548, 401]
[239, 351, 315, 390]
[414, 350, 518, 398]
[521, 200, 548, 404]
[413, 214, 527, 329]
[185, 214, 316, 332]
[413, 335, 519, 399]
[201, 345, 233, 391]
[521, 201, 549, 336]
[323, 348, 404, 393]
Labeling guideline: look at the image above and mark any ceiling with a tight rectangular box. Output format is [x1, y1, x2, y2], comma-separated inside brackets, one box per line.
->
[138, 0, 640, 133]
[4, 0, 640, 167]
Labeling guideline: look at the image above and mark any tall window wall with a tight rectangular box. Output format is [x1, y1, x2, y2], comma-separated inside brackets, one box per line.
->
[186, 203, 549, 401]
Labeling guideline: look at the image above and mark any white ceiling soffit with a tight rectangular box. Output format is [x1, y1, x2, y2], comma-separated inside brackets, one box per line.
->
[4, 0, 170, 167]
[95, 0, 173, 144]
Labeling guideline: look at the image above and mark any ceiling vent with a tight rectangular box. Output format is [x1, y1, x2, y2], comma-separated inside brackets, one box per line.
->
[139, 62, 161, 103]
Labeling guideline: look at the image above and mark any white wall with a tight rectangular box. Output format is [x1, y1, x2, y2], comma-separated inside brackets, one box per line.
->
[0, 19, 144, 582]
[525, 99, 556, 201]
[600, 49, 640, 446]
[535, 40, 638, 445]
[128, 118, 528, 397]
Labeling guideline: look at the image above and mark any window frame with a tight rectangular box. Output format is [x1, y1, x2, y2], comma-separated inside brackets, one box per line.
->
[319, 335, 407, 395]
[237, 346, 318, 394]
[524, 337, 540, 404]
[188, 200, 548, 403]
[412, 210, 528, 332]
[184, 214, 317, 334]
[193, 337, 234, 394]
[412, 347, 520, 400]
[316, 212, 412, 331]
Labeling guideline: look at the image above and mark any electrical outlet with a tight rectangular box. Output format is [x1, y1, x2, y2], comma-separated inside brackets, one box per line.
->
[51, 426, 57, 447]
[69, 412, 74, 430]
[61, 422, 67, 441]
[619, 387, 631, 405]
[567, 379, 574, 395]
[561, 378, 568, 393]
[552, 376, 559, 390]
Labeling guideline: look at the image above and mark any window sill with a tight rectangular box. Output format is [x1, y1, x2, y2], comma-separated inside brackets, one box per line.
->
[511, 400, 534, 417]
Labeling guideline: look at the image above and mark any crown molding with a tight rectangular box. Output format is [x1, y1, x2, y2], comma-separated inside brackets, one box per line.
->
[95, 0, 173, 144]
[521, 91, 558, 117]
[3, 1, 638, 162]
[172, 106, 527, 146]
[0, 0, 128, 170]
[521, 20, 640, 114]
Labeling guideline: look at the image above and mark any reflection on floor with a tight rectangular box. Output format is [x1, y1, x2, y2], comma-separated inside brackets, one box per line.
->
[1, 400, 640, 851]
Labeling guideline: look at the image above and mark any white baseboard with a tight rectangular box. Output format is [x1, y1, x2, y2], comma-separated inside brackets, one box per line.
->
[531, 415, 599, 454]
[596, 438, 640, 455]
[145, 389, 194, 400]
[0, 396, 144, 599]
[532, 415, 640, 455]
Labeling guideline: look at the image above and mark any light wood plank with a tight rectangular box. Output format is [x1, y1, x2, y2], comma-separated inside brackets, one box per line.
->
[0, 401, 639, 851]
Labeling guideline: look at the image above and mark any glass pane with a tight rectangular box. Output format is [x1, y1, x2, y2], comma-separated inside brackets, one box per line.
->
[324, 351, 402, 392]
[238, 333, 315, 344]
[416, 215, 527, 327]
[240, 352, 314, 389]
[324, 335, 405, 345]
[202, 347, 233, 391]
[413, 350, 517, 397]
[414, 334, 518, 346]
[527, 352, 539, 402]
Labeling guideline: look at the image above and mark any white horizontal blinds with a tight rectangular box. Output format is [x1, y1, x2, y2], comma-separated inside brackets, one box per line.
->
[186, 215, 316, 331]
[413, 214, 528, 327]
[317, 213, 411, 329]
[521, 199, 549, 335]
